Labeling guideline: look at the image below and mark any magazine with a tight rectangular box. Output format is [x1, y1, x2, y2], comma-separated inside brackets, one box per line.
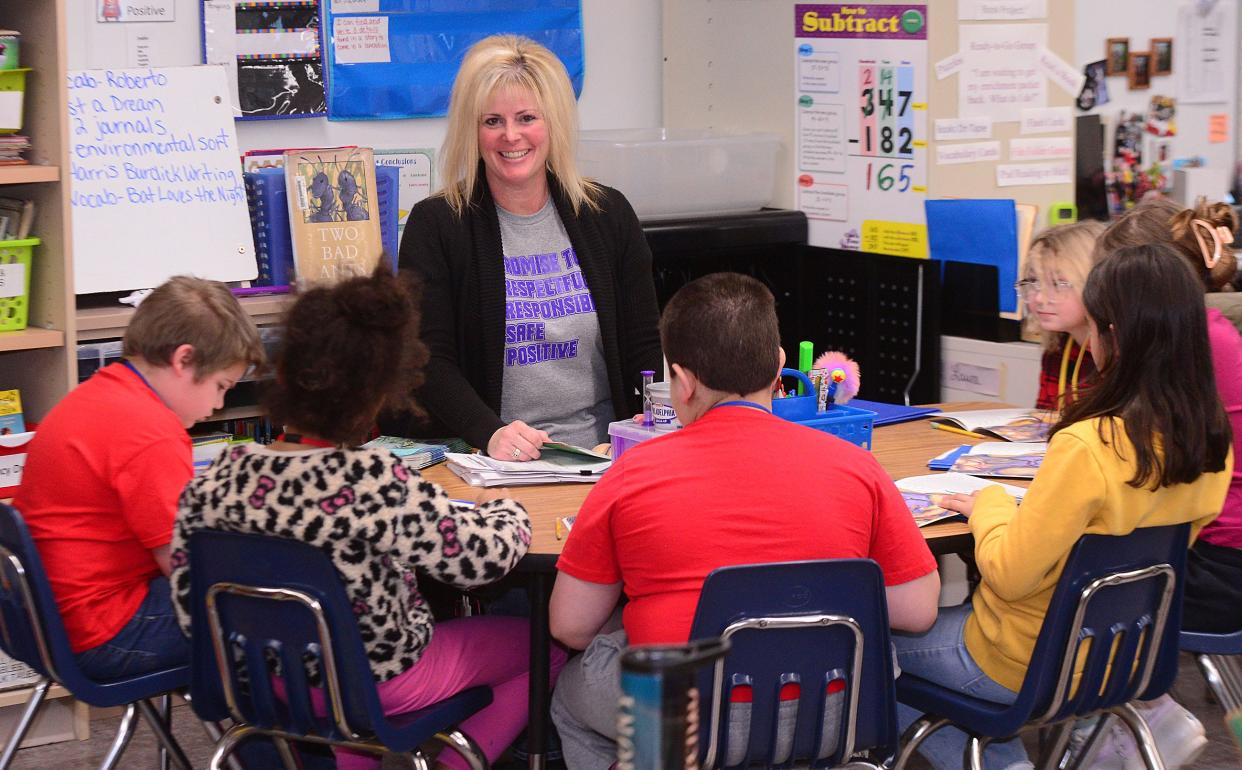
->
[896, 473, 1027, 527]
[948, 442, 1046, 479]
[930, 409, 1053, 442]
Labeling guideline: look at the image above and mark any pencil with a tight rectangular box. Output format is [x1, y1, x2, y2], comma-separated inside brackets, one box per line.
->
[930, 422, 987, 440]
[555, 517, 566, 540]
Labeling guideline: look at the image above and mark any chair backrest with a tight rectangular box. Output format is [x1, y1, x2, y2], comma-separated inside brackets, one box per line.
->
[0, 504, 189, 707]
[1010, 524, 1190, 725]
[0, 503, 71, 684]
[687, 559, 897, 769]
[187, 530, 387, 743]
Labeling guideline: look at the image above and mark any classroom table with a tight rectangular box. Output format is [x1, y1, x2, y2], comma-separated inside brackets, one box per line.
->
[421, 401, 1026, 769]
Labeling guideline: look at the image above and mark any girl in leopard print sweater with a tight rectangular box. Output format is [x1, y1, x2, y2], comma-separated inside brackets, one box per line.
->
[170, 267, 565, 770]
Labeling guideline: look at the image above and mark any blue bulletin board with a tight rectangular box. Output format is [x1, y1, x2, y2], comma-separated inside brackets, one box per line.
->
[323, 0, 584, 121]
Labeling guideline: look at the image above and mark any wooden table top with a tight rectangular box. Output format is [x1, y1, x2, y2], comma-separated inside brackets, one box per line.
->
[423, 402, 1030, 559]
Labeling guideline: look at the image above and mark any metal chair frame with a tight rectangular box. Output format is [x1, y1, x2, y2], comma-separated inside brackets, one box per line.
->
[892, 563, 1178, 770]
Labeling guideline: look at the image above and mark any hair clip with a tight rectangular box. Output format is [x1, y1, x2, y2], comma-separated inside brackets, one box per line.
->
[1190, 218, 1233, 270]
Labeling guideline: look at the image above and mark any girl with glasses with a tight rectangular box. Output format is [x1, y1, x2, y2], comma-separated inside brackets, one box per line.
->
[1018, 220, 1106, 411]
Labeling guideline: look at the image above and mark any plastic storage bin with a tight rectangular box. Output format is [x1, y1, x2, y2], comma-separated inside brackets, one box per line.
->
[76, 340, 124, 383]
[608, 419, 667, 460]
[577, 129, 780, 220]
[0, 237, 36, 331]
[0, 68, 28, 134]
[772, 369, 875, 450]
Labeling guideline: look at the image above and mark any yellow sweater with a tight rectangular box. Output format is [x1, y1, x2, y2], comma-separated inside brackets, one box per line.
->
[964, 417, 1232, 692]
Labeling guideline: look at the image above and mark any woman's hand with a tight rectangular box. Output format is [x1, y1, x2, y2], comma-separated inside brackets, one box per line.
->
[487, 420, 549, 461]
[940, 491, 978, 517]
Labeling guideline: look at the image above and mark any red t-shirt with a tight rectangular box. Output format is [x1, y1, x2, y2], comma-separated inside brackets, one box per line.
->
[557, 405, 938, 645]
[13, 363, 191, 652]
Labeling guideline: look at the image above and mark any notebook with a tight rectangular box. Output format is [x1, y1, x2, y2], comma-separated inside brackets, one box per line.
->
[948, 442, 1046, 479]
[849, 399, 941, 426]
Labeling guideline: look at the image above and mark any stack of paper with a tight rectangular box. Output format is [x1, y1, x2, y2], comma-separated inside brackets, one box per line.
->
[364, 435, 450, 470]
[896, 473, 1026, 527]
[0, 136, 30, 165]
[446, 449, 610, 487]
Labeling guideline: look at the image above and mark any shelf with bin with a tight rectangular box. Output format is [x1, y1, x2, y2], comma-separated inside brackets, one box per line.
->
[0, 326, 62, 352]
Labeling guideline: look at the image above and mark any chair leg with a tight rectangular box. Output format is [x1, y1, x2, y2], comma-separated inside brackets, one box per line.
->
[432, 729, 489, 770]
[888, 715, 950, 770]
[209, 723, 259, 770]
[99, 703, 140, 770]
[1059, 715, 1111, 770]
[158, 693, 171, 770]
[198, 719, 246, 770]
[1035, 721, 1074, 770]
[0, 678, 49, 770]
[1198, 654, 1242, 712]
[134, 698, 194, 770]
[1111, 702, 1167, 770]
[409, 752, 433, 770]
[274, 736, 301, 770]
[964, 735, 987, 770]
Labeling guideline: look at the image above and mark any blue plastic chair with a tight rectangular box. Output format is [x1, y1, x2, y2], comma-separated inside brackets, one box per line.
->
[186, 529, 493, 770]
[893, 524, 1191, 770]
[687, 559, 898, 769]
[0, 503, 192, 770]
[1180, 626, 1242, 718]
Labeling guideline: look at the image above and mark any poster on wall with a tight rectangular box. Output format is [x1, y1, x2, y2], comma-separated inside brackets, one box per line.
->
[794, 4, 929, 257]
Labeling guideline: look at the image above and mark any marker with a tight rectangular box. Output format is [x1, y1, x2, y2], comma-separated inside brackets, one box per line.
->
[930, 423, 987, 440]
[640, 370, 655, 427]
[798, 341, 814, 395]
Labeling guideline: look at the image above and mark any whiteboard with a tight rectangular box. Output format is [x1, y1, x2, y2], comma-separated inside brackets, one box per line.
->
[67, 65, 257, 293]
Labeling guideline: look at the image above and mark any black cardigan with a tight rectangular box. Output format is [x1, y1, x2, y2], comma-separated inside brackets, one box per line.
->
[390, 173, 663, 450]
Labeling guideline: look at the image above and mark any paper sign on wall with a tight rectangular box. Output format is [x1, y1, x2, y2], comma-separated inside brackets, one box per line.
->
[936, 141, 1001, 165]
[1209, 113, 1229, 143]
[959, 24, 1047, 123]
[334, 16, 390, 64]
[996, 161, 1072, 186]
[1008, 136, 1072, 161]
[794, 4, 930, 257]
[1019, 106, 1071, 134]
[934, 116, 992, 140]
[957, 0, 1045, 20]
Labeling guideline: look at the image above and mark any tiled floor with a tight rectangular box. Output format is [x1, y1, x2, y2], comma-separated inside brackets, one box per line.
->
[5, 652, 1240, 769]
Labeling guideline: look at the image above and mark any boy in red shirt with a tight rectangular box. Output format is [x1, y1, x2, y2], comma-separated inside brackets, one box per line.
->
[548, 273, 941, 770]
[13, 277, 263, 678]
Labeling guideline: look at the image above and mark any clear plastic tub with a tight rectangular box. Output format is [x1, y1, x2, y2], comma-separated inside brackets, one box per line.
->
[577, 129, 781, 220]
[608, 419, 667, 460]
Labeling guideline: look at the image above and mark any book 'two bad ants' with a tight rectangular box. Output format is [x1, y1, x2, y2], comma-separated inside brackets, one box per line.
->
[284, 147, 382, 287]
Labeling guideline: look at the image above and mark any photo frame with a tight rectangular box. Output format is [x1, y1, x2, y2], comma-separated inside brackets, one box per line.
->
[1151, 38, 1173, 75]
[1106, 37, 1130, 76]
[1128, 51, 1152, 90]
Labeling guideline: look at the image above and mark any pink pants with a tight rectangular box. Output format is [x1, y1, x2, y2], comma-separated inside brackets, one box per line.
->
[333, 616, 567, 770]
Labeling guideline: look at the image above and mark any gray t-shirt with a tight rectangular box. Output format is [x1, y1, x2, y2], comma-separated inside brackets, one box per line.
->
[498, 199, 614, 448]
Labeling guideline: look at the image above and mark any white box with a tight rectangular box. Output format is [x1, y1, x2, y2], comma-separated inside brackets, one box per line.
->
[940, 335, 1042, 407]
[577, 129, 780, 220]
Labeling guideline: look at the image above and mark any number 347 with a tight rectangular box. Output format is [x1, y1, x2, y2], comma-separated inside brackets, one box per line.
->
[865, 162, 915, 192]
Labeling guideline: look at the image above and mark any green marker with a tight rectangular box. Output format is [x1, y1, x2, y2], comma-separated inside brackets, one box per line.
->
[799, 341, 814, 395]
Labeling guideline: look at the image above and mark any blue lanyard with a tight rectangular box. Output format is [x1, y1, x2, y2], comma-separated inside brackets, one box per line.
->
[710, 400, 771, 414]
[120, 358, 161, 400]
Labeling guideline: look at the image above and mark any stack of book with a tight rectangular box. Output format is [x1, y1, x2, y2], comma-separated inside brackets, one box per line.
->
[365, 435, 454, 471]
[0, 136, 30, 165]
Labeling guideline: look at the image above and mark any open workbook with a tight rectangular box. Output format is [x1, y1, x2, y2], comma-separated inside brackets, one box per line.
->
[930, 409, 1053, 442]
[896, 473, 1027, 527]
[948, 442, 1046, 479]
[446, 444, 611, 487]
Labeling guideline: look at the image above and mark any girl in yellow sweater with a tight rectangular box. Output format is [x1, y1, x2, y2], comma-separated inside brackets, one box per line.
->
[896, 242, 1233, 770]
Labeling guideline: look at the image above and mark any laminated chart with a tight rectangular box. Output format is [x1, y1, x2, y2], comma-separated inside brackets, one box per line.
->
[323, 0, 582, 120]
[203, 0, 326, 120]
[794, 4, 929, 257]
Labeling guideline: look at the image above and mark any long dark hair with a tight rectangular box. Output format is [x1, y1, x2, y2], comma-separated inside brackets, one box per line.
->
[264, 265, 429, 445]
[1054, 244, 1232, 488]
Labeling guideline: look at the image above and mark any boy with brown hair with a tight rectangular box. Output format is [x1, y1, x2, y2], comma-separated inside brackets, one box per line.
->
[13, 276, 263, 678]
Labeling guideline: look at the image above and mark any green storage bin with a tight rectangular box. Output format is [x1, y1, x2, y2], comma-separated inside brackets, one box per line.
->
[0, 68, 28, 134]
[0, 237, 37, 331]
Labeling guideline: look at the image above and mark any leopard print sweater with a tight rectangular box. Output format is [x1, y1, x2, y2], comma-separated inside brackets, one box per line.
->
[170, 444, 531, 682]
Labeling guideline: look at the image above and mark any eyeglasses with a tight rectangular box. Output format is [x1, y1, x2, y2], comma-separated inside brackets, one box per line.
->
[1014, 278, 1075, 299]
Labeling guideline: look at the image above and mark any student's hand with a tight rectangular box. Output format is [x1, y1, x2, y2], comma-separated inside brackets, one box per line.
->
[475, 487, 517, 506]
[487, 421, 549, 462]
[940, 492, 978, 517]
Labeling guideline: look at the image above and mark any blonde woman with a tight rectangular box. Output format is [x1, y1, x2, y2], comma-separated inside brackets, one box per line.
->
[392, 35, 662, 459]
[1019, 220, 1107, 410]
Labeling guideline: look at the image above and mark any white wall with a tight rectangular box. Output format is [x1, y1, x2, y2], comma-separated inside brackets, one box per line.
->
[69, 1, 663, 158]
[1074, 0, 1238, 201]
